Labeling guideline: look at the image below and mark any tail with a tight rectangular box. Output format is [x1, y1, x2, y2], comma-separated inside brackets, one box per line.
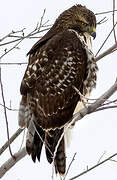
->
[27, 125, 66, 174]
[26, 122, 45, 162]
[18, 96, 45, 162]
[19, 96, 66, 174]
[45, 128, 66, 174]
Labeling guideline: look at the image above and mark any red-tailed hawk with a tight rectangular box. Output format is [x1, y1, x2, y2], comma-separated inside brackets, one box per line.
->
[18, 5, 98, 175]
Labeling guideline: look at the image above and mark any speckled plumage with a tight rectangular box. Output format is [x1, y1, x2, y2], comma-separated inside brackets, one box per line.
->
[18, 4, 97, 175]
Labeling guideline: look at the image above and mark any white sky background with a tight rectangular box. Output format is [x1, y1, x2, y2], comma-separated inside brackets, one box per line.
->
[0, 0, 117, 179]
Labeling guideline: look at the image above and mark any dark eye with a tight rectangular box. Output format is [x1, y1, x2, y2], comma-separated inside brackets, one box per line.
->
[86, 24, 90, 31]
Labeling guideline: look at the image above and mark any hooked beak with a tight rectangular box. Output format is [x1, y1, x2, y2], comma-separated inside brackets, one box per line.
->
[91, 27, 96, 39]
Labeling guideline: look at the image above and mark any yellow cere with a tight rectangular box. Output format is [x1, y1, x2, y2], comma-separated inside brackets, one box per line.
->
[92, 27, 96, 32]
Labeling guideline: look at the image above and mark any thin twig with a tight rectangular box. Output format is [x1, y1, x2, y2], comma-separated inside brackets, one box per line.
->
[103, 99, 117, 106]
[38, 9, 46, 29]
[95, 9, 117, 15]
[0, 62, 27, 65]
[69, 153, 117, 180]
[72, 85, 117, 105]
[63, 153, 77, 180]
[0, 39, 24, 60]
[9, 35, 42, 39]
[0, 28, 25, 42]
[96, 17, 108, 25]
[72, 86, 103, 104]
[0, 103, 19, 111]
[0, 27, 50, 47]
[109, 159, 117, 162]
[32, 121, 53, 157]
[0, 67, 14, 158]
[0, 38, 21, 46]
[112, 0, 117, 42]
[0, 32, 13, 42]
[95, 22, 117, 57]
[95, 105, 117, 112]
[29, 27, 50, 37]
[97, 151, 106, 164]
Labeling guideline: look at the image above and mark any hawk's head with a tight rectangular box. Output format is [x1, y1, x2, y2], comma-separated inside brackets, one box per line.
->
[27, 5, 96, 55]
[55, 5, 96, 39]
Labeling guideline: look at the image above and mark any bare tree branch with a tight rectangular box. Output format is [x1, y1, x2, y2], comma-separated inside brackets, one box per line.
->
[0, 128, 23, 156]
[0, 10, 50, 60]
[72, 79, 117, 125]
[0, 28, 25, 42]
[0, 147, 27, 178]
[0, 27, 50, 47]
[95, 42, 117, 61]
[69, 153, 117, 180]
[0, 38, 24, 60]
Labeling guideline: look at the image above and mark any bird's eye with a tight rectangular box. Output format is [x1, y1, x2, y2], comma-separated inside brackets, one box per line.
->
[80, 21, 88, 27]
[81, 22, 85, 25]
[86, 24, 90, 31]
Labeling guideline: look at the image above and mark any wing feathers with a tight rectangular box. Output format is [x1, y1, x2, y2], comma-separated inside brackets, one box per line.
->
[19, 29, 89, 175]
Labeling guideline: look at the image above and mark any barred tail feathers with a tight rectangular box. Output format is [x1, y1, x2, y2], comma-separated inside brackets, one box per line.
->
[26, 123, 45, 162]
[45, 128, 66, 174]
[19, 96, 45, 162]
[54, 137, 66, 175]
[18, 96, 28, 128]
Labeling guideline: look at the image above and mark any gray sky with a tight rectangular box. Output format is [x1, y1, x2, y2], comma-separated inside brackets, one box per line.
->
[0, 0, 117, 180]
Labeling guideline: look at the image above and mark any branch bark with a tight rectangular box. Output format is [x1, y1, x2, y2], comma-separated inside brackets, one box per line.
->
[95, 42, 117, 61]
[72, 79, 117, 125]
[0, 128, 23, 156]
[0, 147, 27, 178]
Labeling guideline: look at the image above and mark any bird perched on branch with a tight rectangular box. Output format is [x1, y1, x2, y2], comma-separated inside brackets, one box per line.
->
[18, 4, 98, 175]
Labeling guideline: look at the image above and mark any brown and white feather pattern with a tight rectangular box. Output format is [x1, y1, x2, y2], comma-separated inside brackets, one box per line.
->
[65, 31, 98, 146]
[20, 30, 88, 130]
